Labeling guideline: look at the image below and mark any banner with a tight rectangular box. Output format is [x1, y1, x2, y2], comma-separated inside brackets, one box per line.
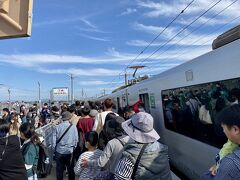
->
[52, 87, 68, 96]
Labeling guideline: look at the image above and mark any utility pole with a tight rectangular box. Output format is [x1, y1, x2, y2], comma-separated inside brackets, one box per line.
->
[70, 74, 74, 104]
[119, 71, 131, 86]
[66, 74, 75, 104]
[8, 88, 10, 102]
[8, 88, 10, 109]
[125, 72, 127, 86]
[38, 82, 41, 110]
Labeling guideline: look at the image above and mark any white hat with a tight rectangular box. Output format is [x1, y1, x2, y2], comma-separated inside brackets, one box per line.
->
[122, 112, 160, 143]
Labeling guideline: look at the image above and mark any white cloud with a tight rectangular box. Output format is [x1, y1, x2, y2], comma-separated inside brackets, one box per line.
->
[34, 17, 85, 27]
[127, 34, 216, 47]
[105, 48, 121, 57]
[121, 8, 137, 15]
[0, 43, 212, 69]
[177, 0, 240, 26]
[38, 67, 120, 77]
[137, 0, 187, 17]
[80, 18, 97, 29]
[74, 26, 109, 33]
[178, 16, 225, 26]
[78, 33, 111, 41]
[132, 23, 179, 38]
[0, 43, 213, 88]
[0, 53, 127, 66]
[137, 0, 240, 19]
[33, 17, 82, 27]
[129, 22, 220, 47]
[78, 80, 119, 86]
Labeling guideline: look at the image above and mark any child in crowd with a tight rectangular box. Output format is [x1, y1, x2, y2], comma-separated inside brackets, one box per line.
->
[74, 131, 102, 180]
[210, 139, 239, 175]
[20, 123, 40, 180]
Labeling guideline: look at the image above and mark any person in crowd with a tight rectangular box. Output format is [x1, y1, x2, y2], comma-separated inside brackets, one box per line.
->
[27, 105, 38, 128]
[75, 100, 81, 111]
[138, 103, 146, 112]
[0, 123, 28, 180]
[50, 106, 61, 125]
[61, 103, 69, 114]
[98, 112, 118, 150]
[9, 113, 21, 136]
[203, 104, 240, 180]
[114, 112, 172, 180]
[207, 96, 240, 175]
[228, 88, 240, 105]
[41, 103, 50, 125]
[10, 107, 17, 115]
[20, 105, 28, 124]
[74, 131, 102, 180]
[186, 91, 201, 121]
[75, 107, 82, 118]
[20, 123, 40, 179]
[82, 116, 130, 179]
[52, 111, 78, 180]
[88, 101, 96, 110]
[77, 106, 95, 153]
[123, 106, 135, 120]
[92, 98, 118, 134]
[132, 100, 142, 113]
[89, 109, 98, 119]
[2, 108, 11, 123]
[69, 104, 79, 126]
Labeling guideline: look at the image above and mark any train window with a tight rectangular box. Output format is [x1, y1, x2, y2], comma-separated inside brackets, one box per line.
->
[161, 78, 240, 148]
[139, 93, 150, 113]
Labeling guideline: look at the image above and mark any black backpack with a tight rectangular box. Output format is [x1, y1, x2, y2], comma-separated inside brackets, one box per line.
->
[36, 143, 52, 178]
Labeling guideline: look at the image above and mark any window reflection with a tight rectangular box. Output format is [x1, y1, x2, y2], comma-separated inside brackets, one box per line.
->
[162, 78, 240, 148]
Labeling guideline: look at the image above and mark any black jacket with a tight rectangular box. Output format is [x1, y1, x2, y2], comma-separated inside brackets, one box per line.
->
[0, 135, 28, 180]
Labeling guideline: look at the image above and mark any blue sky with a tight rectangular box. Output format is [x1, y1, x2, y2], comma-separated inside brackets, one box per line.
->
[0, 0, 239, 101]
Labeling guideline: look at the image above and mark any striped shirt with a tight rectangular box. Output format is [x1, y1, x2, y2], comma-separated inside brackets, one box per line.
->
[74, 149, 103, 180]
[114, 157, 134, 180]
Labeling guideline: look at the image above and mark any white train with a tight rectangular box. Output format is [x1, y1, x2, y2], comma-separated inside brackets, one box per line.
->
[98, 25, 240, 179]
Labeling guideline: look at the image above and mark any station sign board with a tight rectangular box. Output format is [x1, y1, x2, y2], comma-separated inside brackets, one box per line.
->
[52, 87, 69, 96]
[0, 0, 33, 39]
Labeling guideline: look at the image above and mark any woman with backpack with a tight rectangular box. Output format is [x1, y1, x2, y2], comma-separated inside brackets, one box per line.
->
[20, 123, 40, 180]
[114, 112, 172, 180]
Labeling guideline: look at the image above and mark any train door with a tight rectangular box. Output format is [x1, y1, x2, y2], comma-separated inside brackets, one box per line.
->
[117, 97, 121, 110]
[139, 93, 150, 113]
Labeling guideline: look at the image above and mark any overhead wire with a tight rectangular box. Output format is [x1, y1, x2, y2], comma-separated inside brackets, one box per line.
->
[136, 0, 223, 67]
[106, 0, 196, 89]
[122, 0, 196, 72]
[169, 14, 240, 64]
[144, 0, 239, 71]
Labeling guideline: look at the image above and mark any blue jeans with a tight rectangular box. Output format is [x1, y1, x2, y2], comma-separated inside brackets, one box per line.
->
[55, 152, 75, 180]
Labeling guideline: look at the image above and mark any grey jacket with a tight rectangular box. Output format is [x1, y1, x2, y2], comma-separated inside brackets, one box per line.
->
[89, 135, 131, 173]
[122, 141, 172, 180]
